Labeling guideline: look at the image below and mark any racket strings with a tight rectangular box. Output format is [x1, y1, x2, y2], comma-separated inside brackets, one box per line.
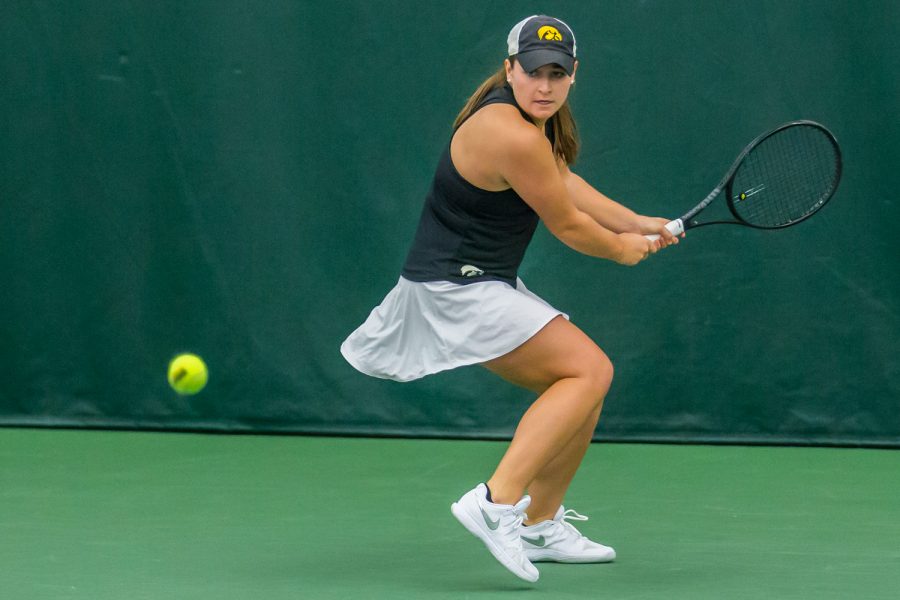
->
[730, 125, 840, 228]
[738, 130, 825, 224]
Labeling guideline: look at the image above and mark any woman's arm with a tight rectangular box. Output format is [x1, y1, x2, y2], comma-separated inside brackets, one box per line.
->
[561, 162, 678, 244]
[486, 111, 656, 265]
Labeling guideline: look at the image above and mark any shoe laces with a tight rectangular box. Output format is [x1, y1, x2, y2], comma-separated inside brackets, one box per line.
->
[557, 509, 589, 540]
[510, 497, 530, 527]
[498, 497, 530, 549]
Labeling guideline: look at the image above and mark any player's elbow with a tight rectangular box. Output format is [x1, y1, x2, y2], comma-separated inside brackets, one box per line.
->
[546, 210, 589, 244]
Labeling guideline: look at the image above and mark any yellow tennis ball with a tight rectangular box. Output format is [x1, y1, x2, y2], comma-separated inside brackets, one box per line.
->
[167, 353, 208, 395]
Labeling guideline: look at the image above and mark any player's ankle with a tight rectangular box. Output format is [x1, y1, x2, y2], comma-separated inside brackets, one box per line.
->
[523, 512, 555, 526]
[484, 479, 523, 505]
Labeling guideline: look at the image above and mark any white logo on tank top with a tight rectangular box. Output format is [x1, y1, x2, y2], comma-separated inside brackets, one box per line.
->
[460, 265, 485, 278]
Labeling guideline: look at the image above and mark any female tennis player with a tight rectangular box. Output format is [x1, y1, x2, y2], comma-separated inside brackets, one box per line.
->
[341, 15, 678, 582]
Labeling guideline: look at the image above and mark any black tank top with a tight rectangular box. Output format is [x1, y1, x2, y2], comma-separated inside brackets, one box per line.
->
[401, 85, 550, 286]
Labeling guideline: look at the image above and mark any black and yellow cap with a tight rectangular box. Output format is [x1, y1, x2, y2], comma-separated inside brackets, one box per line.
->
[507, 15, 577, 75]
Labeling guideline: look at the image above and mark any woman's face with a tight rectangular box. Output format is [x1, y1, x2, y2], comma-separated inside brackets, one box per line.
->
[505, 59, 577, 125]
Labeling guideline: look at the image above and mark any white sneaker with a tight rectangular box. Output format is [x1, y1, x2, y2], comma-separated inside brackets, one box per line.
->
[520, 506, 616, 563]
[450, 483, 539, 582]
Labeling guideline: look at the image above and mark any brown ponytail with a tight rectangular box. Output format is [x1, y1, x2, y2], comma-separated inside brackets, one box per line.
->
[452, 59, 580, 165]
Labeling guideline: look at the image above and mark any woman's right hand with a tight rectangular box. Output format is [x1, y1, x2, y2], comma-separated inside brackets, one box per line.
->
[614, 232, 657, 266]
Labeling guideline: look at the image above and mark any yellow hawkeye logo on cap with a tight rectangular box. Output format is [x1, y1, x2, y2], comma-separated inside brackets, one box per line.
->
[537, 26, 562, 41]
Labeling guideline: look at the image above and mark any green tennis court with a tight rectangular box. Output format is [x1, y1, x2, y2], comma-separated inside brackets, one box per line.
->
[3, 428, 898, 600]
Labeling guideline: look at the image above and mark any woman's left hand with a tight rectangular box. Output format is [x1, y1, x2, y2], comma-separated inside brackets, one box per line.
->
[637, 216, 681, 248]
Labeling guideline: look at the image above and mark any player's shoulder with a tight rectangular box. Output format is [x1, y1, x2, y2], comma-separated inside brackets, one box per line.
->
[465, 104, 549, 151]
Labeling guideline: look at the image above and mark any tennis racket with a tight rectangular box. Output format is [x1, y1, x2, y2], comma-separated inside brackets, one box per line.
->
[647, 120, 842, 241]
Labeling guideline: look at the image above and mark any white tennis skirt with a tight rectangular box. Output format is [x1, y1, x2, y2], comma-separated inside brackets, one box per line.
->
[340, 276, 567, 382]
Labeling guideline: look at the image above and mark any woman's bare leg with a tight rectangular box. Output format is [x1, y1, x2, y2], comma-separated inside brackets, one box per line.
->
[523, 405, 602, 523]
[481, 316, 613, 511]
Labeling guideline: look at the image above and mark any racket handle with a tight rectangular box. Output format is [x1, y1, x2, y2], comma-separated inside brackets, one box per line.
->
[645, 219, 684, 242]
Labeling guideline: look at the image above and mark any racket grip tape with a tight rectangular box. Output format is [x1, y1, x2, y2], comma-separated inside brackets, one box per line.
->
[645, 219, 684, 242]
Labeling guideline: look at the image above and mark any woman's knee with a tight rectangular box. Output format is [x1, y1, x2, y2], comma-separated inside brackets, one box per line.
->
[482, 317, 614, 398]
[567, 347, 613, 407]
[585, 351, 614, 402]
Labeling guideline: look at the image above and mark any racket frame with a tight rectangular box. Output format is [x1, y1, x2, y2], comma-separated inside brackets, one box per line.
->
[649, 120, 842, 240]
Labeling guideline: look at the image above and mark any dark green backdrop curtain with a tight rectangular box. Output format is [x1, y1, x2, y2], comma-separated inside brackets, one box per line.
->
[2, 1, 898, 445]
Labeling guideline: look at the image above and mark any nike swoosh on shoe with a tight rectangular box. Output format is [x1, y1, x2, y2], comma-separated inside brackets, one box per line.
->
[479, 507, 501, 530]
[521, 535, 547, 547]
